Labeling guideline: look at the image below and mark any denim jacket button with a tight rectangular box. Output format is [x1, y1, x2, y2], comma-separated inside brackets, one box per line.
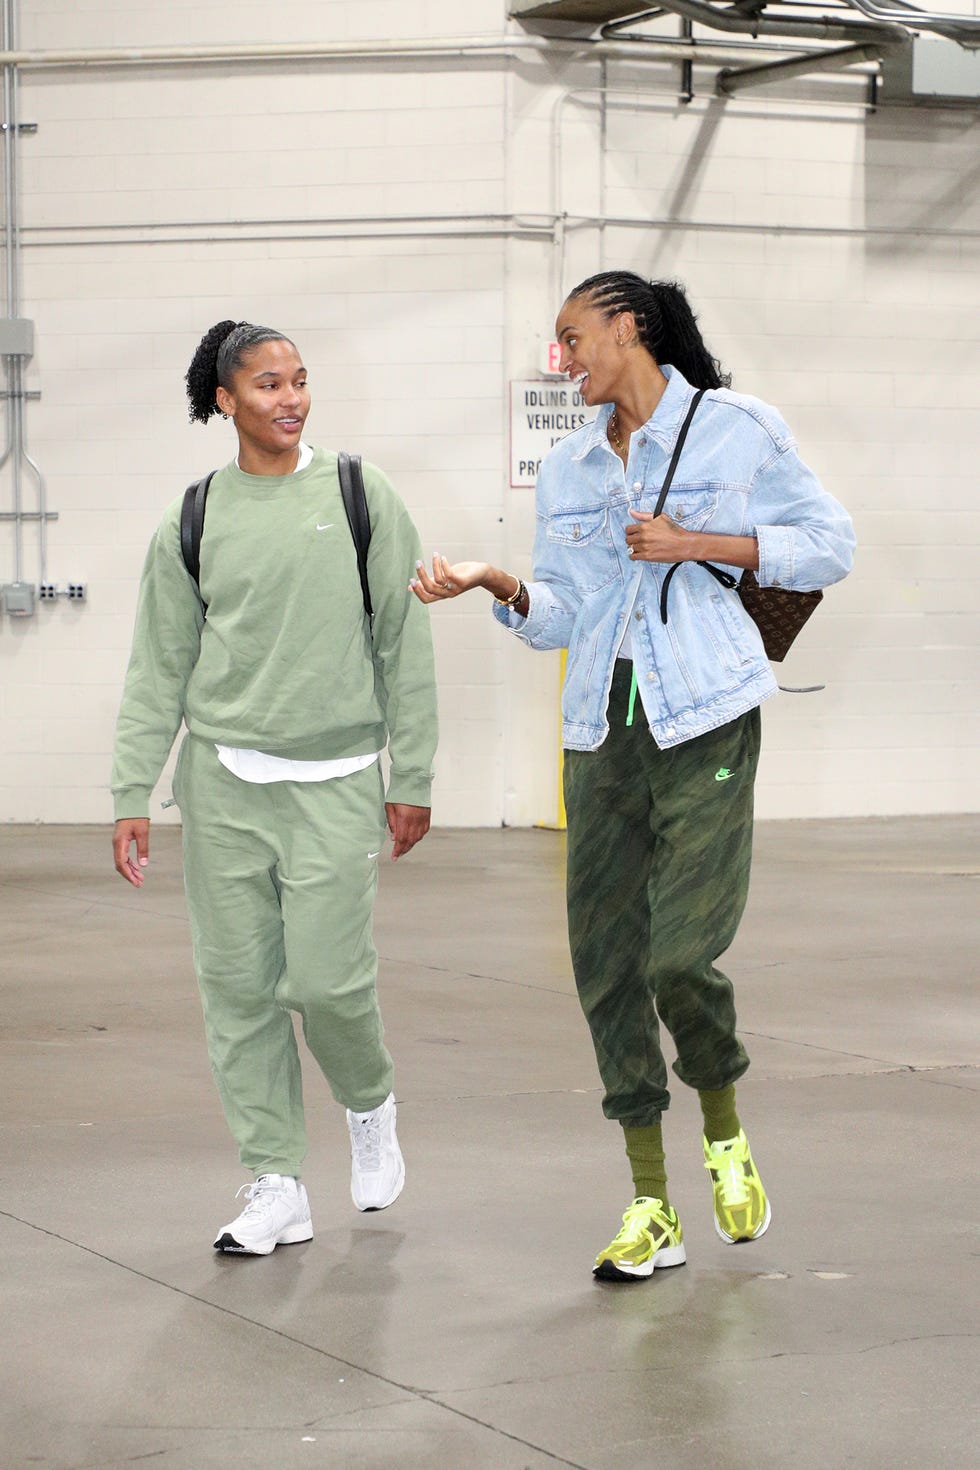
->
[632, 481, 642, 491]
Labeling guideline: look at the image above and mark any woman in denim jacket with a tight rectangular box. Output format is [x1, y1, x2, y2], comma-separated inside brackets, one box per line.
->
[412, 272, 854, 1282]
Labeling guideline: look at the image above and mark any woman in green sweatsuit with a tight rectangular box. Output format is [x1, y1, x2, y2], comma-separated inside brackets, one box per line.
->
[112, 321, 438, 1255]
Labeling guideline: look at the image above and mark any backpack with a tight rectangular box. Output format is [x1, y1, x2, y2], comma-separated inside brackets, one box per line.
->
[179, 451, 373, 619]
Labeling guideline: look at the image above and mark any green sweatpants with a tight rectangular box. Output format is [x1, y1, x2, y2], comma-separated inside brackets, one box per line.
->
[563, 663, 760, 1128]
[173, 734, 393, 1178]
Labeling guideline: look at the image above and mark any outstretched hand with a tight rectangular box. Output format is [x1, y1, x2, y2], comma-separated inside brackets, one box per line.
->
[410, 555, 491, 604]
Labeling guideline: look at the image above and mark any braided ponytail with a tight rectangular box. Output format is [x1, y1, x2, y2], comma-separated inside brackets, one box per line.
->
[184, 319, 293, 423]
[648, 281, 730, 391]
[566, 271, 730, 391]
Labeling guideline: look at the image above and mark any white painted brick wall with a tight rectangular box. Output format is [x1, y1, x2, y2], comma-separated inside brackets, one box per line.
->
[1, 8, 977, 826]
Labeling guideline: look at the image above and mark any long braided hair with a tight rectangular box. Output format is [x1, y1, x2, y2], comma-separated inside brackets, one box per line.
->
[566, 272, 730, 390]
[184, 320, 295, 423]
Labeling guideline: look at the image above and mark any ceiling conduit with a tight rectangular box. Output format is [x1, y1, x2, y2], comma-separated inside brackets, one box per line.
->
[602, 2, 907, 45]
[514, 1, 980, 93]
[840, 0, 980, 46]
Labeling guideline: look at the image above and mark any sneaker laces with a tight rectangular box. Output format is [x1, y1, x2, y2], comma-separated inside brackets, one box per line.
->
[234, 1175, 285, 1220]
[613, 1199, 668, 1246]
[708, 1146, 751, 1208]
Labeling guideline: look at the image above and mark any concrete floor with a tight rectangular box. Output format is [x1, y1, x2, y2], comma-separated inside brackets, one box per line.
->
[1, 816, 977, 1470]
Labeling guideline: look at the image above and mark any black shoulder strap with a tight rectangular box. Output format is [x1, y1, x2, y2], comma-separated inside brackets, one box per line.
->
[180, 470, 215, 610]
[648, 390, 738, 627]
[337, 451, 373, 619]
[652, 389, 706, 519]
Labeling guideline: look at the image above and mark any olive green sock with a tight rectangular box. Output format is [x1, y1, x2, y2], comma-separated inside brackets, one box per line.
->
[621, 1122, 669, 1211]
[699, 1083, 741, 1145]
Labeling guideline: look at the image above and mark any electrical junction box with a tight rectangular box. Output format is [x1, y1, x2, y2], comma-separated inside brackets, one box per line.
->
[0, 318, 35, 358]
[1, 581, 37, 617]
[880, 37, 980, 105]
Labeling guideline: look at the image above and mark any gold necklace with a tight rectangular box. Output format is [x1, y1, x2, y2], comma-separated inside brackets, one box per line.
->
[608, 410, 627, 456]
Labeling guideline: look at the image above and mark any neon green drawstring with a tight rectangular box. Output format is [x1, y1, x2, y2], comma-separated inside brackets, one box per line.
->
[626, 664, 639, 727]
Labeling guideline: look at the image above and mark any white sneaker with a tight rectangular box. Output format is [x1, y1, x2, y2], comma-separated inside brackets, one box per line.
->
[213, 1173, 313, 1255]
[346, 1092, 405, 1211]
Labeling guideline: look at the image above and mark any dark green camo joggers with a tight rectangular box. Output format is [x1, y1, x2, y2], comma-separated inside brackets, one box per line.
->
[563, 661, 761, 1128]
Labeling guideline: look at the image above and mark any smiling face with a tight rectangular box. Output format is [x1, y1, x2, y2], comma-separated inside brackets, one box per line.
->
[215, 337, 310, 470]
[555, 297, 635, 407]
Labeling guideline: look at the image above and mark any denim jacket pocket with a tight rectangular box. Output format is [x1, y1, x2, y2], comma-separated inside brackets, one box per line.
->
[665, 487, 720, 531]
[546, 506, 621, 593]
[547, 506, 609, 546]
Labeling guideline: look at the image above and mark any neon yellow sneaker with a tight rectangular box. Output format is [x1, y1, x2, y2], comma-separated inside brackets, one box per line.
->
[593, 1197, 686, 1282]
[703, 1130, 771, 1242]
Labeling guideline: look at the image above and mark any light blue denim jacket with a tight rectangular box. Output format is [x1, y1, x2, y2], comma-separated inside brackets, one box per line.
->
[494, 365, 855, 751]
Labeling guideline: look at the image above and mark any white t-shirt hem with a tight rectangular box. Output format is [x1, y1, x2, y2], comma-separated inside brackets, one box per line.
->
[215, 746, 380, 785]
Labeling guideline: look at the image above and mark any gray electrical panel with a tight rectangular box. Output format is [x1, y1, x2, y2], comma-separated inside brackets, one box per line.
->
[880, 37, 980, 104]
[1, 582, 37, 617]
[0, 318, 35, 358]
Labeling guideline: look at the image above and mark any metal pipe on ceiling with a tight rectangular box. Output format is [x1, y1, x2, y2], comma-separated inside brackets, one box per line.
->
[635, 0, 908, 45]
[717, 39, 888, 92]
[840, 0, 980, 42]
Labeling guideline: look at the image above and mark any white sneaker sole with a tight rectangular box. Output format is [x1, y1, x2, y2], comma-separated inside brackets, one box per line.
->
[213, 1218, 314, 1255]
[593, 1240, 687, 1282]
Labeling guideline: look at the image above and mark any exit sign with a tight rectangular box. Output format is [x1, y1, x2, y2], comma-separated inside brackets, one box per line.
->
[539, 340, 565, 376]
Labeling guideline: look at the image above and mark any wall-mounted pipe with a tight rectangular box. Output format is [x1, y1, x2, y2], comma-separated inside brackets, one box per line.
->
[0, 26, 904, 70]
[718, 40, 889, 92]
[638, 0, 908, 45]
[1, 0, 51, 589]
[841, 0, 980, 44]
[21, 215, 559, 250]
[1, 0, 23, 581]
[16, 204, 974, 249]
[562, 209, 980, 238]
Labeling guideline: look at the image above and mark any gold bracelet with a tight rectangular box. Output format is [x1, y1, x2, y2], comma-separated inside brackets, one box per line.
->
[497, 575, 526, 608]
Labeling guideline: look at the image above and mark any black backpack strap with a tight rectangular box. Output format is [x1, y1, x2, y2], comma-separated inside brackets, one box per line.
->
[180, 470, 215, 611]
[337, 451, 373, 619]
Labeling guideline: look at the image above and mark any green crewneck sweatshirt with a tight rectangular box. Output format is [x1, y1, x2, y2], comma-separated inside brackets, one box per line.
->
[112, 448, 437, 819]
